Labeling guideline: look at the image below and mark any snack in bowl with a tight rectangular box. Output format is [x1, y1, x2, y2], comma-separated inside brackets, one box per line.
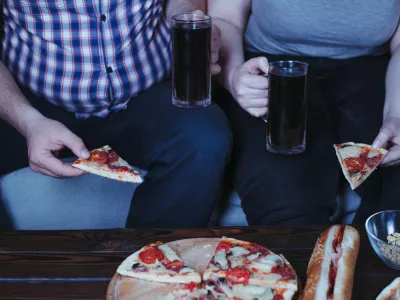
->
[114, 237, 299, 299]
[376, 277, 400, 300]
[303, 225, 360, 300]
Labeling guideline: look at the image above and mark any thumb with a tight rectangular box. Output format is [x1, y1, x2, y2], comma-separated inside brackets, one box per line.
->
[373, 129, 392, 148]
[191, 9, 205, 16]
[244, 57, 269, 75]
[61, 130, 90, 159]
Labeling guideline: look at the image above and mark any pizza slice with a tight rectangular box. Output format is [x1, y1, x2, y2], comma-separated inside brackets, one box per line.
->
[72, 145, 143, 183]
[203, 237, 298, 299]
[376, 277, 400, 300]
[117, 242, 201, 284]
[334, 142, 387, 190]
[160, 282, 209, 300]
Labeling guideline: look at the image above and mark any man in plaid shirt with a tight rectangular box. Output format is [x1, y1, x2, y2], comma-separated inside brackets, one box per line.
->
[0, 0, 231, 228]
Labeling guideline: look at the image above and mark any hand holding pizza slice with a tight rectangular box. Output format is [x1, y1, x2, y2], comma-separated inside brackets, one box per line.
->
[334, 142, 387, 190]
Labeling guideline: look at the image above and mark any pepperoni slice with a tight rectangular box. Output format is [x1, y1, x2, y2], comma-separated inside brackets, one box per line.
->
[216, 242, 233, 253]
[107, 151, 119, 163]
[343, 157, 364, 173]
[89, 150, 108, 164]
[226, 267, 251, 284]
[184, 282, 197, 292]
[109, 165, 130, 172]
[273, 265, 296, 281]
[248, 244, 270, 255]
[273, 295, 284, 300]
[138, 247, 164, 264]
[164, 260, 185, 272]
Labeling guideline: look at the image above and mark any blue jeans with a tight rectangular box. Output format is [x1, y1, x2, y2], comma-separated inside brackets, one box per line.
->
[0, 81, 232, 228]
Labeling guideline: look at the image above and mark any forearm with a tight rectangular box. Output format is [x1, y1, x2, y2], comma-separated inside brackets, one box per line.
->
[165, 0, 206, 21]
[208, 0, 250, 91]
[0, 61, 43, 137]
[213, 18, 245, 90]
[385, 50, 400, 119]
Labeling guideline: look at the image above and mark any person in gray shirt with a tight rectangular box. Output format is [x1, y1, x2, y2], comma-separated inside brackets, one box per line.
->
[209, 0, 400, 225]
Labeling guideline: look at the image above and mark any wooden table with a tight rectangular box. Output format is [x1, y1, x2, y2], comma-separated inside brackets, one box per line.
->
[0, 226, 398, 299]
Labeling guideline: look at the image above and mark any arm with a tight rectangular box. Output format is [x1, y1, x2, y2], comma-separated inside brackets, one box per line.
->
[0, 60, 89, 176]
[372, 23, 400, 166]
[0, 61, 42, 136]
[208, 0, 250, 89]
[208, 0, 269, 117]
[165, 0, 206, 21]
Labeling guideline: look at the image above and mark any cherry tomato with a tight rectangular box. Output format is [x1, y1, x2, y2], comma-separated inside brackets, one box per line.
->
[164, 260, 185, 271]
[226, 267, 251, 284]
[273, 295, 284, 300]
[89, 150, 108, 164]
[343, 157, 364, 173]
[107, 151, 119, 163]
[216, 242, 233, 253]
[138, 247, 164, 264]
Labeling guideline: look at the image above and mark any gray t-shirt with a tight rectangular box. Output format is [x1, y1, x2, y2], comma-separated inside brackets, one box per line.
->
[245, 0, 400, 59]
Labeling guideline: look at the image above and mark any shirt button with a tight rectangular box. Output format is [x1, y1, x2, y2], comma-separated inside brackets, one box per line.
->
[107, 66, 113, 73]
[101, 14, 107, 22]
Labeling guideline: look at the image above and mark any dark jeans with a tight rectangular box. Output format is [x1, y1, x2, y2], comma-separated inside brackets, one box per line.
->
[216, 51, 400, 226]
[0, 81, 232, 228]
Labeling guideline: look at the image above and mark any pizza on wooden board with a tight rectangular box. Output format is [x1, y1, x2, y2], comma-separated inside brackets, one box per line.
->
[72, 145, 143, 183]
[334, 142, 387, 189]
[115, 238, 299, 300]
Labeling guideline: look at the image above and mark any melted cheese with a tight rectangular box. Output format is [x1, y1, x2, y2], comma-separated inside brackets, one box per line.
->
[231, 284, 273, 299]
[338, 146, 361, 159]
[228, 255, 245, 269]
[214, 250, 229, 269]
[247, 252, 261, 261]
[260, 254, 283, 265]
[179, 267, 195, 273]
[158, 244, 181, 262]
[231, 246, 250, 256]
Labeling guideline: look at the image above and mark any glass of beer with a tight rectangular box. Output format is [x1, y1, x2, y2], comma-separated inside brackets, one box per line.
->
[171, 13, 212, 108]
[266, 61, 308, 155]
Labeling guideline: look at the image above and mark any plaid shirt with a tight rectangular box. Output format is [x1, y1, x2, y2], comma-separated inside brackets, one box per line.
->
[1, 0, 171, 118]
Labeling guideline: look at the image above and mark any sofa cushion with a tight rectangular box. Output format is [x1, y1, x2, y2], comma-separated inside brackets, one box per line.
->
[0, 165, 361, 230]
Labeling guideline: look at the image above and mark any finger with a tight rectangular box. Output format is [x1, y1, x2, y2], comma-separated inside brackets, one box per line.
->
[245, 98, 268, 109]
[211, 64, 221, 75]
[59, 130, 90, 159]
[211, 50, 219, 64]
[373, 130, 393, 148]
[191, 9, 205, 16]
[30, 163, 63, 178]
[243, 57, 269, 75]
[380, 146, 400, 167]
[240, 74, 269, 89]
[211, 25, 222, 50]
[41, 154, 86, 177]
[247, 107, 268, 117]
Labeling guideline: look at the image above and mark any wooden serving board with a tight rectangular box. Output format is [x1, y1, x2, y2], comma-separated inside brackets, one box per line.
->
[106, 238, 301, 299]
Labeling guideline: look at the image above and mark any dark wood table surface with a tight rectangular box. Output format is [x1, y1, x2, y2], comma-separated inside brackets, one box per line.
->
[0, 226, 398, 299]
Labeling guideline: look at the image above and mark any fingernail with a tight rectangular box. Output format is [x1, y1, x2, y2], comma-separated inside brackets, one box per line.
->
[81, 149, 90, 158]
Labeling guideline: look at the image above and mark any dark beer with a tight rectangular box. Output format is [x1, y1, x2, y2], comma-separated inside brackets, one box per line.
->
[267, 64, 307, 154]
[172, 15, 211, 107]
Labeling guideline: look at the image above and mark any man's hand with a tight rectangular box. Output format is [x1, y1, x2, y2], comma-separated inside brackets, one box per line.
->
[191, 9, 222, 75]
[372, 117, 400, 166]
[25, 117, 90, 178]
[228, 57, 269, 117]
